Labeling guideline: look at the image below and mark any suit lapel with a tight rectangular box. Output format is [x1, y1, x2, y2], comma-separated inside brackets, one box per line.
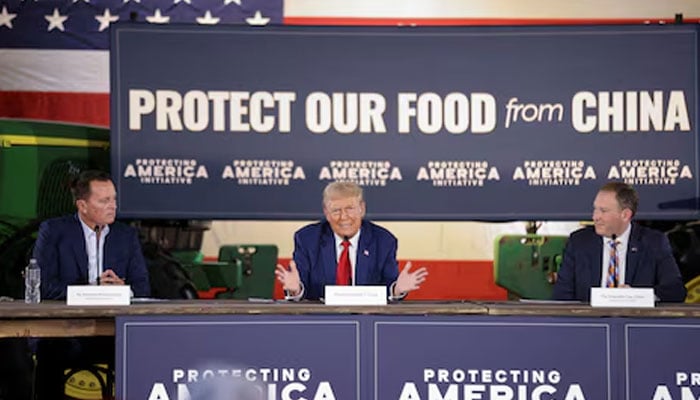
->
[71, 215, 89, 281]
[355, 222, 373, 285]
[320, 224, 337, 285]
[591, 233, 603, 287]
[625, 224, 641, 284]
[103, 228, 113, 271]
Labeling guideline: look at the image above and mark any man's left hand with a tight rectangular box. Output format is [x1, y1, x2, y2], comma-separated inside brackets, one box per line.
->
[394, 261, 428, 296]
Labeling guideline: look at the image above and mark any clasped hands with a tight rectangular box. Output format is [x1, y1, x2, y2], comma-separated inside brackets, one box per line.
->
[99, 269, 125, 285]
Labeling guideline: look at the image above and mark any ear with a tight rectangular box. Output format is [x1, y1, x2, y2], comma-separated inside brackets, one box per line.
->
[621, 208, 633, 222]
[76, 199, 87, 213]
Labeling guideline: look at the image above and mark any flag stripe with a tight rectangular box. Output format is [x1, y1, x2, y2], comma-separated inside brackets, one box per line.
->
[0, 91, 110, 127]
[0, 49, 108, 92]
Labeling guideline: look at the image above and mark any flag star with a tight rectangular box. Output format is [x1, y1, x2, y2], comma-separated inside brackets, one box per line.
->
[95, 9, 119, 32]
[0, 6, 17, 29]
[174, 0, 192, 3]
[196, 10, 220, 25]
[246, 10, 270, 26]
[45, 8, 68, 32]
[146, 9, 170, 24]
[224, 0, 242, 5]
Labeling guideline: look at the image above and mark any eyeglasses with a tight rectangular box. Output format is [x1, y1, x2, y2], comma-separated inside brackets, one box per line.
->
[328, 205, 361, 219]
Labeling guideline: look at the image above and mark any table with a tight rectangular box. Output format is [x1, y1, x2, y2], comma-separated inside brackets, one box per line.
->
[3, 300, 700, 338]
[2, 301, 699, 399]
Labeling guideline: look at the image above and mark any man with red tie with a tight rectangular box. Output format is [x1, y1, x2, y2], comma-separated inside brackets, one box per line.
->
[552, 181, 686, 302]
[276, 181, 428, 301]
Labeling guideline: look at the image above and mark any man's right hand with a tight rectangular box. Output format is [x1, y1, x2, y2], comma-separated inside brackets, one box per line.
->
[275, 260, 302, 295]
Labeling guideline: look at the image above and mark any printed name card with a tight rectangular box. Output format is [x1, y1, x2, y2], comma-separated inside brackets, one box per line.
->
[67, 285, 132, 306]
[590, 287, 654, 308]
[324, 285, 387, 306]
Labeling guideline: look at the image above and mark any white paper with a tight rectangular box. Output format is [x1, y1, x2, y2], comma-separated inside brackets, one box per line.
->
[67, 285, 131, 306]
[324, 285, 387, 306]
[590, 287, 654, 308]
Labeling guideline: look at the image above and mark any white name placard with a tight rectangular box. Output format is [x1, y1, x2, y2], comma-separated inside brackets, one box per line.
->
[67, 285, 132, 306]
[590, 287, 655, 308]
[324, 285, 387, 306]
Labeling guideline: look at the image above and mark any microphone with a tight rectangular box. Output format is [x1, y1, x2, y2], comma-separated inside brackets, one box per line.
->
[95, 225, 102, 283]
[610, 233, 618, 287]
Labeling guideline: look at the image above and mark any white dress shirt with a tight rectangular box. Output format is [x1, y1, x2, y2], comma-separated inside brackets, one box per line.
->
[78, 218, 110, 285]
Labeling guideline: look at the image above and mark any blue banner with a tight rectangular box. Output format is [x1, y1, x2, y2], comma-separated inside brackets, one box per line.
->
[375, 319, 611, 400]
[625, 322, 700, 400]
[111, 24, 700, 220]
[117, 315, 360, 400]
[116, 314, 700, 400]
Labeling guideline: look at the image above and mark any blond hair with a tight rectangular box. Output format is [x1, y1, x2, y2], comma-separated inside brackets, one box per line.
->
[322, 181, 363, 206]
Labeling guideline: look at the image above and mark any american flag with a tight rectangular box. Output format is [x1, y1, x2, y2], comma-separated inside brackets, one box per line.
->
[0, 0, 282, 127]
[0, 0, 697, 127]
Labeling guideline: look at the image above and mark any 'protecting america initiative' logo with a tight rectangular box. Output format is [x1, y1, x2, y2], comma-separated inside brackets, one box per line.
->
[123, 158, 209, 185]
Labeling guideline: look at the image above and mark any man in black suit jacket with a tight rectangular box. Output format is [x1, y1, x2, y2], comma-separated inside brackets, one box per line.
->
[552, 182, 686, 302]
[275, 181, 428, 300]
[32, 170, 151, 399]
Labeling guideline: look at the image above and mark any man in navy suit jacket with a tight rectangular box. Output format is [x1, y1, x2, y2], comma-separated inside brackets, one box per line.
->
[33, 171, 150, 299]
[276, 181, 428, 300]
[32, 170, 150, 399]
[552, 182, 686, 302]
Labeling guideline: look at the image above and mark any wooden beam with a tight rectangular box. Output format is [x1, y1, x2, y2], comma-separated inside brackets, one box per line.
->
[0, 319, 114, 338]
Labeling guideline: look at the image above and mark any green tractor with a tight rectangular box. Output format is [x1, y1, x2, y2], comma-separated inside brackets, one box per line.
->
[0, 119, 110, 298]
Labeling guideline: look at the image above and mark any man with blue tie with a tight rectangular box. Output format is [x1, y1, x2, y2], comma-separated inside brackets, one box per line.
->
[552, 181, 686, 302]
[276, 181, 428, 300]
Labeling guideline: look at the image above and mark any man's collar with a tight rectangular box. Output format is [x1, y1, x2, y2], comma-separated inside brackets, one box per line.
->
[334, 229, 361, 249]
[76, 213, 110, 237]
[603, 223, 631, 244]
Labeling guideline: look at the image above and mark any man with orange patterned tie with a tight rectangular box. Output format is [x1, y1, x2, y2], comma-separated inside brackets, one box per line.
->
[276, 181, 428, 301]
[552, 181, 686, 302]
